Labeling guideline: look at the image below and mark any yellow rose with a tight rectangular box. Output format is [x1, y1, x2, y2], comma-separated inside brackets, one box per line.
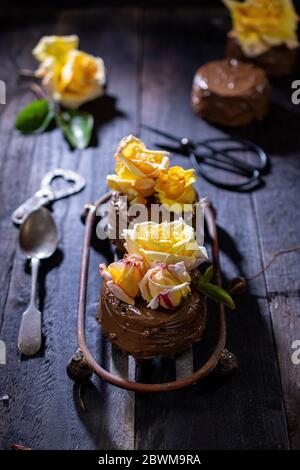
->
[224, 0, 299, 57]
[154, 166, 197, 210]
[33, 35, 79, 63]
[107, 135, 169, 205]
[124, 219, 207, 270]
[100, 254, 147, 305]
[139, 262, 191, 309]
[33, 35, 106, 109]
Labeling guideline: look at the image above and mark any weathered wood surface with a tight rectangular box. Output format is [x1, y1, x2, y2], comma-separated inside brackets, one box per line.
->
[0, 6, 299, 449]
[135, 8, 290, 450]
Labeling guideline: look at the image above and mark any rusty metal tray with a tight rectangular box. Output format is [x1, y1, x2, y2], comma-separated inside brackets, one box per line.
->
[70, 192, 231, 392]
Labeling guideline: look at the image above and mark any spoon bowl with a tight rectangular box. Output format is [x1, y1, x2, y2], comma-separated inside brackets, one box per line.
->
[19, 207, 58, 259]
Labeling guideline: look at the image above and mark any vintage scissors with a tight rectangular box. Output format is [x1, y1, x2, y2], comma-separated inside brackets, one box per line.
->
[12, 168, 86, 225]
[143, 125, 270, 191]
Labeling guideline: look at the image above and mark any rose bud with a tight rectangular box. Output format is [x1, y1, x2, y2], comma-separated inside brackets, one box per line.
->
[139, 261, 191, 309]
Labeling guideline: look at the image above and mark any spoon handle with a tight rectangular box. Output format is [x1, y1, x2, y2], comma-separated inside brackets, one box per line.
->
[29, 257, 40, 307]
[18, 257, 42, 356]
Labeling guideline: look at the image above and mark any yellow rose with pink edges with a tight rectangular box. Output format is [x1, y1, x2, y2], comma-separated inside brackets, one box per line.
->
[154, 166, 197, 211]
[107, 135, 169, 205]
[33, 35, 106, 109]
[124, 219, 207, 270]
[100, 254, 146, 305]
[224, 0, 299, 57]
[139, 262, 191, 309]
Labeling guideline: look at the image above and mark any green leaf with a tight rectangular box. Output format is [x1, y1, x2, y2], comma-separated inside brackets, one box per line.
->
[15, 99, 54, 134]
[196, 281, 236, 310]
[200, 265, 214, 284]
[56, 111, 94, 149]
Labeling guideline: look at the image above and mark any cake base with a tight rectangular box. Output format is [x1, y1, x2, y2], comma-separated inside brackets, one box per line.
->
[226, 36, 298, 77]
[98, 280, 207, 360]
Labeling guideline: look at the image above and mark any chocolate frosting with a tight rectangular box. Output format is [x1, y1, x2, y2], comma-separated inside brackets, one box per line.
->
[98, 271, 207, 360]
[226, 35, 298, 77]
[191, 59, 270, 127]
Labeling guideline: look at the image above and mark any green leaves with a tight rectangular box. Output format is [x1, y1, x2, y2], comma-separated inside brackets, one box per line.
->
[15, 100, 94, 149]
[199, 265, 213, 284]
[15, 99, 54, 134]
[56, 111, 94, 150]
[196, 266, 236, 310]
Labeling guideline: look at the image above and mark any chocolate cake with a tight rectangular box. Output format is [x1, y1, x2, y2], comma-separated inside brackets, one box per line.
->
[227, 35, 298, 77]
[191, 59, 270, 127]
[98, 271, 207, 360]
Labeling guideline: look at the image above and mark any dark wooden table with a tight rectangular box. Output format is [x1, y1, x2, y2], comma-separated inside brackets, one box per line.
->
[0, 6, 300, 450]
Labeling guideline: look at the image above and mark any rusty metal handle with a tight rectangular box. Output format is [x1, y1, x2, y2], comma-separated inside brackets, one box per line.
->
[76, 194, 226, 392]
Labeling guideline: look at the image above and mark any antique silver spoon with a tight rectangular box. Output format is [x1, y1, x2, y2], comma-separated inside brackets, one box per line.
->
[18, 208, 58, 356]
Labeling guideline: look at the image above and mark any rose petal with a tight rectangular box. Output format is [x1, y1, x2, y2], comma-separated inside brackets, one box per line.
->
[106, 280, 135, 305]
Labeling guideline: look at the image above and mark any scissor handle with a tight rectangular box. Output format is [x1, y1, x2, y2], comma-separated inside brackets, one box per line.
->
[178, 137, 268, 191]
[41, 168, 86, 200]
[190, 152, 262, 191]
[198, 137, 270, 174]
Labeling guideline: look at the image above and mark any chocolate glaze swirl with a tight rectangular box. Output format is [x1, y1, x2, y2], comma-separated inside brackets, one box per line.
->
[191, 59, 270, 127]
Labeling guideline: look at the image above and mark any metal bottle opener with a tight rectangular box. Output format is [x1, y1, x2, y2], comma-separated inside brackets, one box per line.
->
[12, 168, 86, 225]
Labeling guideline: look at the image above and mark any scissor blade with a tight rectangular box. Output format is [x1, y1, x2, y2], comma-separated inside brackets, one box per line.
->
[141, 124, 182, 144]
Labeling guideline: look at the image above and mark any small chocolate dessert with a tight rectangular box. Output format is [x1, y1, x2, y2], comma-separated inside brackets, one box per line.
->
[99, 277, 207, 360]
[191, 59, 270, 127]
[227, 35, 298, 77]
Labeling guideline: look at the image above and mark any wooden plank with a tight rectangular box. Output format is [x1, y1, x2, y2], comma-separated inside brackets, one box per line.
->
[269, 296, 300, 449]
[0, 7, 140, 450]
[247, 96, 300, 449]
[175, 347, 194, 380]
[109, 346, 129, 379]
[135, 7, 290, 450]
[0, 10, 59, 334]
[0, 10, 62, 451]
[128, 355, 137, 382]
